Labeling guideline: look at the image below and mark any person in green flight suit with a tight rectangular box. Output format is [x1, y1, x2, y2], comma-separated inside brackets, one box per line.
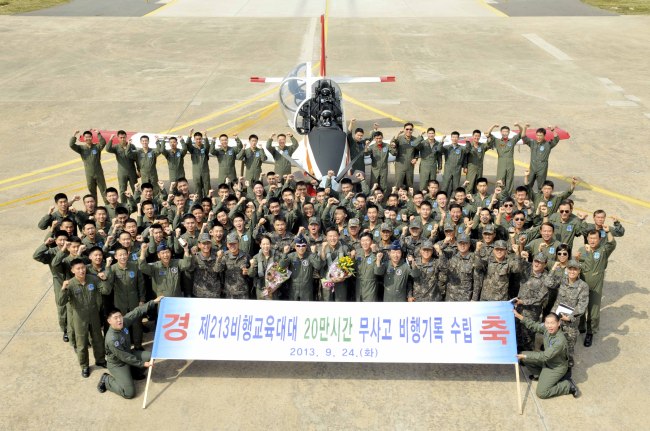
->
[486, 123, 524, 196]
[391, 123, 420, 189]
[522, 126, 560, 192]
[211, 133, 243, 185]
[266, 132, 299, 178]
[69, 129, 109, 203]
[514, 310, 581, 399]
[237, 134, 268, 183]
[106, 130, 139, 201]
[157, 135, 187, 183]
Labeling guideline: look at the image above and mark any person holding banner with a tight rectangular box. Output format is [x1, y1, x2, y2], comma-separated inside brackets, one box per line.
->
[514, 310, 581, 399]
[97, 296, 163, 398]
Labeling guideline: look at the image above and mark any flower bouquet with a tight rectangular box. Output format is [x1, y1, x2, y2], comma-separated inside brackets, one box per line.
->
[322, 256, 356, 292]
[264, 261, 291, 298]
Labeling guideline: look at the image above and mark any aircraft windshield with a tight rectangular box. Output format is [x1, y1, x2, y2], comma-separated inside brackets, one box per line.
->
[278, 63, 308, 126]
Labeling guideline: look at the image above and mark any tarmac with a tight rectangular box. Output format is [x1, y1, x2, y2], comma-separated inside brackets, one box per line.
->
[1, 1, 650, 430]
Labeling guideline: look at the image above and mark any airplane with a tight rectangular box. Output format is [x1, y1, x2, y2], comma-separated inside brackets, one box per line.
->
[85, 13, 571, 186]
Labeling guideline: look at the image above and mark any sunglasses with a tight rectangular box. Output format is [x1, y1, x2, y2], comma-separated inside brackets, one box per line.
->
[296, 244, 307, 248]
[503, 204, 513, 207]
[514, 217, 525, 221]
[559, 210, 570, 214]
[405, 128, 413, 131]
[557, 251, 568, 256]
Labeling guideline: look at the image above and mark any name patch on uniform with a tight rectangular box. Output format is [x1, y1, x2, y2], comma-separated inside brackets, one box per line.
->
[159, 270, 166, 276]
[242, 234, 248, 241]
[114, 341, 120, 347]
[566, 225, 573, 232]
[92, 149, 97, 155]
[383, 147, 388, 153]
[455, 149, 460, 155]
[302, 260, 309, 267]
[549, 247, 555, 254]
[396, 269, 403, 276]
[255, 151, 260, 157]
[171, 267, 178, 274]
[129, 271, 135, 279]
[132, 253, 138, 261]
[477, 148, 482, 153]
[539, 146, 545, 152]
[594, 251, 601, 260]
[547, 201, 553, 207]
[367, 257, 373, 264]
[87, 283, 95, 291]
[228, 150, 233, 156]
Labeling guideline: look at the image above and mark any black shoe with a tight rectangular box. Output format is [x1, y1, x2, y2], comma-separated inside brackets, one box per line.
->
[142, 325, 151, 333]
[97, 373, 109, 393]
[95, 361, 107, 369]
[579, 329, 586, 334]
[584, 333, 593, 347]
[568, 378, 581, 398]
[528, 375, 539, 381]
[133, 346, 144, 351]
[81, 366, 90, 378]
[568, 358, 575, 368]
[62, 333, 69, 343]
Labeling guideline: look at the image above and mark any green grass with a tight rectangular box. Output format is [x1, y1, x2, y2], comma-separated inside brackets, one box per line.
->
[582, 0, 650, 14]
[0, 0, 70, 14]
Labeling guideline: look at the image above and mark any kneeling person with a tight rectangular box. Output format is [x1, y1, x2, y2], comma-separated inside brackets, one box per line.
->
[97, 296, 163, 398]
[514, 310, 580, 399]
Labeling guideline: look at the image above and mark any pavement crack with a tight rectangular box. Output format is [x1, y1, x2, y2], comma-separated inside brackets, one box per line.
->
[0, 282, 52, 355]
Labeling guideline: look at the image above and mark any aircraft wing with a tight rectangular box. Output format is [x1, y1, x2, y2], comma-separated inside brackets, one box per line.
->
[327, 76, 396, 83]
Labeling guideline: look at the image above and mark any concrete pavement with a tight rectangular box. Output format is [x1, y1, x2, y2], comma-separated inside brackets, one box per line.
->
[1, 11, 649, 431]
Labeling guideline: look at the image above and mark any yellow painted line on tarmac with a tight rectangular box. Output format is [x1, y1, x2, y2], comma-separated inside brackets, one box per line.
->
[344, 93, 650, 210]
[25, 180, 115, 206]
[142, 0, 179, 17]
[206, 102, 279, 133]
[0, 159, 81, 186]
[0, 178, 89, 208]
[0, 166, 87, 192]
[163, 86, 280, 134]
[476, 0, 509, 17]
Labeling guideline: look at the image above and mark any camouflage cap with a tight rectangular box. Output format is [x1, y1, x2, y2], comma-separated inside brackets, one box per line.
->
[493, 240, 508, 249]
[348, 218, 360, 227]
[457, 234, 471, 243]
[226, 232, 239, 243]
[443, 222, 455, 231]
[533, 252, 548, 263]
[308, 217, 320, 226]
[421, 240, 434, 250]
[380, 223, 392, 232]
[409, 220, 422, 229]
[482, 224, 496, 234]
[199, 233, 212, 243]
[567, 259, 581, 269]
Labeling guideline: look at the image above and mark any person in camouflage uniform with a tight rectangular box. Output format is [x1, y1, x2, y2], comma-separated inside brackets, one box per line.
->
[552, 260, 589, 366]
[408, 240, 445, 301]
[250, 235, 283, 300]
[438, 233, 483, 301]
[191, 233, 222, 298]
[214, 232, 251, 299]
[514, 253, 559, 352]
[476, 240, 523, 301]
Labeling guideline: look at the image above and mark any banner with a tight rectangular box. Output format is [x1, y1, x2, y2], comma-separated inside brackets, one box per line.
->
[152, 299, 517, 364]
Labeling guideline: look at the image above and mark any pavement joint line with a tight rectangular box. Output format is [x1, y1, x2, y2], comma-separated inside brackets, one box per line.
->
[162, 69, 217, 134]
[606, 100, 638, 107]
[522, 34, 572, 61]
[0, 283, 52, 356]
[520, 364, 550, 431]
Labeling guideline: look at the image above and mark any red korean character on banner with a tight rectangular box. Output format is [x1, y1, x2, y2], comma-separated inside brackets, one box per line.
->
[479, 315, 509, 345]
[163, 313, 190, 341]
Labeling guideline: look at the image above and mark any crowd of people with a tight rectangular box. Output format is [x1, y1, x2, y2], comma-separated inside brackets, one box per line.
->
[33, 122, 624, 400]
